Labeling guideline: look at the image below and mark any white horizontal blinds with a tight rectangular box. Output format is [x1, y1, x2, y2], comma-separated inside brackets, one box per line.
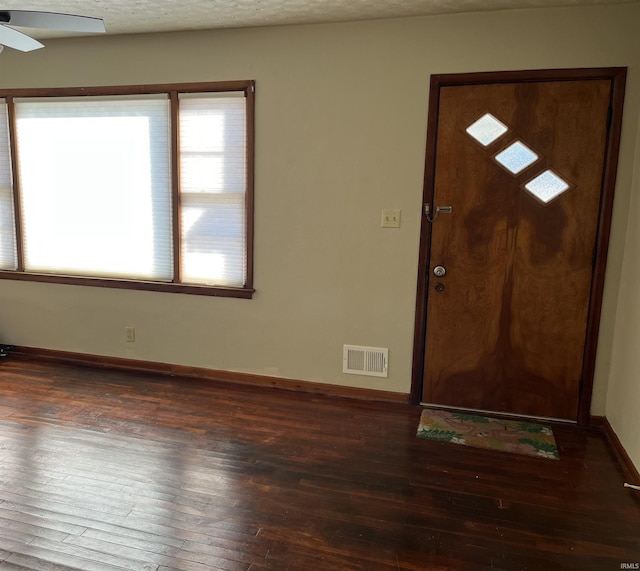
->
[14, 95, 173, 280]
[179, 92, 246, 287]
[0, 100, 17, 270]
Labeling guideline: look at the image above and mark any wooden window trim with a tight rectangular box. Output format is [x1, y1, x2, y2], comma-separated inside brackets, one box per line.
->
[0, 270, 254, 298]
[0, 80, 255, 299]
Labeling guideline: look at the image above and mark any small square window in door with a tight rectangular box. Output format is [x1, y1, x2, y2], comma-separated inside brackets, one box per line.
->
[525, 169, 570, 203]
[494, 141, 539, 174]
[465, 113, 508, 146]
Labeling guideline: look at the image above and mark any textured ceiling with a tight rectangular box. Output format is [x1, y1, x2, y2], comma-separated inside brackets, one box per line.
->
[0, 0, 636, 39]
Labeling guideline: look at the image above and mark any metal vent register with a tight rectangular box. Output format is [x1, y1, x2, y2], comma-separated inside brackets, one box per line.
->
[343, 345, 388, 377]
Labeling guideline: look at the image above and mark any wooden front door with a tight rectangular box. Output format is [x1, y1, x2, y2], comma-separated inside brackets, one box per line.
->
[414, 69, 626, 421]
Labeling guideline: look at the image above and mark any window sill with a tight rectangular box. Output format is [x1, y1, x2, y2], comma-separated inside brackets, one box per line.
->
[0, 270, 254, 299]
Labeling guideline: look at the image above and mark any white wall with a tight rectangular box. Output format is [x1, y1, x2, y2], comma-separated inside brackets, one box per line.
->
[606, 110, 640, 474]
[0, 5, 639, 441]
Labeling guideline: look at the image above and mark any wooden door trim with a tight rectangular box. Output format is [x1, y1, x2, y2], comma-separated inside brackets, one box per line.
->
[410, 73, 441, 406]
[577, 68, 627, 424]
[410, 67, 627, 426]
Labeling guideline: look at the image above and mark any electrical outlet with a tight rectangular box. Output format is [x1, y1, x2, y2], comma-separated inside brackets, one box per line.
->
[125, 326, 135, 342]
[381, 209, 401, 228]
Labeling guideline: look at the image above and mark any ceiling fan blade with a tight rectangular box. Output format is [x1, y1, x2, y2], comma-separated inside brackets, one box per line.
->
[0, 23, 43, 51]
[0, 10, 105, 33]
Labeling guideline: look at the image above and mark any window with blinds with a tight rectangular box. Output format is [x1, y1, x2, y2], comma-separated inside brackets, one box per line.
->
[15, 95, 173, 280]
[0, 82, 254, 298]
[179, 93, 247, 287]
[0, 100, 17, 271]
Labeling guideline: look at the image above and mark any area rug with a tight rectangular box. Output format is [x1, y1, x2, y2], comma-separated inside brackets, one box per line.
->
[416, 408, 559, 459]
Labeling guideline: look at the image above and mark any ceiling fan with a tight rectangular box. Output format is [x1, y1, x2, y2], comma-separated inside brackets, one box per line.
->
[0, 9, 105, 52]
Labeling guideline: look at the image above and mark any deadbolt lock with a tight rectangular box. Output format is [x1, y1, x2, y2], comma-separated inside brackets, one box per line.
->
[433, 265, 446, 277]
[435, 282, 445, 292]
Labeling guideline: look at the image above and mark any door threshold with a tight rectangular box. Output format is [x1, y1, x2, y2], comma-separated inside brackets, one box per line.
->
[419, 402, 577, 425]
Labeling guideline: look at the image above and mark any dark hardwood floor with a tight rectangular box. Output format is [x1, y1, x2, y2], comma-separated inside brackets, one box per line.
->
[0, 356, 638, 571]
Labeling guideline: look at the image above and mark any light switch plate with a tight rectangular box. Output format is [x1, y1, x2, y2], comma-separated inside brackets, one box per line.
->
[381, 209, 401, 228]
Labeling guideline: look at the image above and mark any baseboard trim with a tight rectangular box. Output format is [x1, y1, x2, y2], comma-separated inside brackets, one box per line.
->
[594, 415, 640, 485]
[10, 346, 410, 405]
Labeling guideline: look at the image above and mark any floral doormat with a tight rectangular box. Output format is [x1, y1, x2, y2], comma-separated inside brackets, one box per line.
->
[416, 408, 559, 459]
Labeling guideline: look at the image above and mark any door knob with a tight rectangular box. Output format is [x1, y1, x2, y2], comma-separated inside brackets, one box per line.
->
[433, 265, 446, 277]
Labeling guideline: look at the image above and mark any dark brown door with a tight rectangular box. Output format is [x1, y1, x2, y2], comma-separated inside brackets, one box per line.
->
[419, 75, 619, 420]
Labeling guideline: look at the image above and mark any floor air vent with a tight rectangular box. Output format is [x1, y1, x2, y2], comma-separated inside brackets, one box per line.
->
[343, 345, 388, 378]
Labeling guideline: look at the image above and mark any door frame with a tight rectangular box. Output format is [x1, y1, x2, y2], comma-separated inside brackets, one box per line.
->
[410, 68, 627, 425]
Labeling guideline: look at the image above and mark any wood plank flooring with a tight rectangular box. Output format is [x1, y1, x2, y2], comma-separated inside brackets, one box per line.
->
[0, 356, 638, 571]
